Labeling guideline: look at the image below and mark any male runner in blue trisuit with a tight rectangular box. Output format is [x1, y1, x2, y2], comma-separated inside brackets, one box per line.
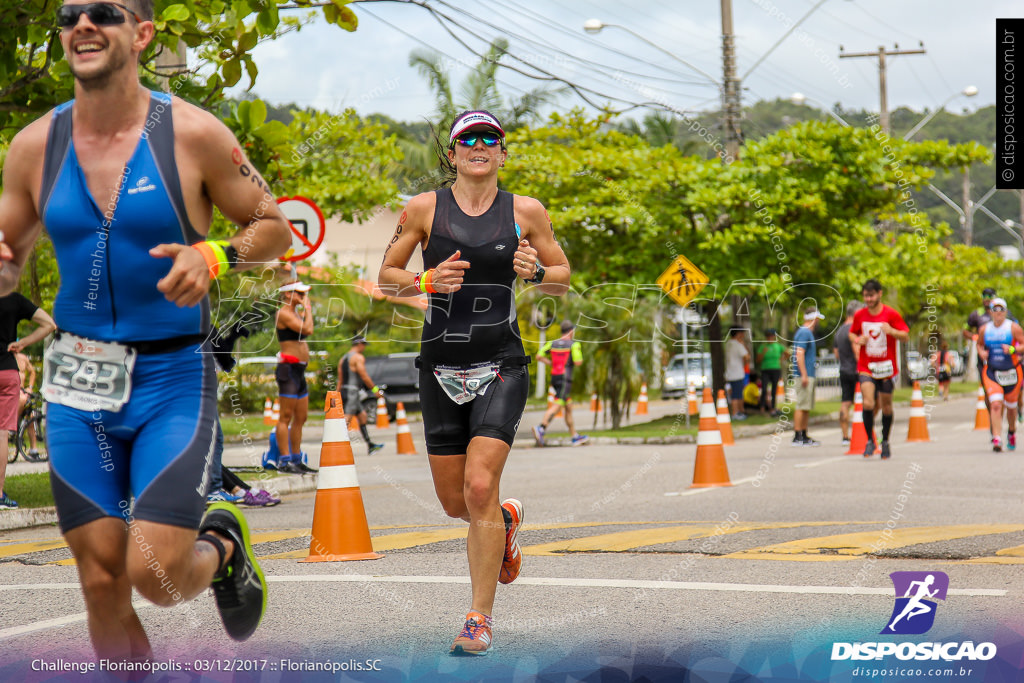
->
[0, 0, 290, 661]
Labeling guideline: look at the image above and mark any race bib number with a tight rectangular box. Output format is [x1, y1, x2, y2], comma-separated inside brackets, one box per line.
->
[433, 363, 502, 405]
[42, 334, 137, 412]
[995, 368, 1018, 387]
[868, 360, 894, 380]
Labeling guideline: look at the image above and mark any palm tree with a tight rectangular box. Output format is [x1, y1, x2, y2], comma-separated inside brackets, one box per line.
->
[408, 37, 562, 132]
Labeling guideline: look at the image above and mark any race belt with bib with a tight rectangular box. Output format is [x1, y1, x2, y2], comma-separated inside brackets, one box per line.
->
[421, 356, 530, 405]
[867, 359, 895, 380]
[42, 332, 137, 412]
[993, 367, 1020, 387]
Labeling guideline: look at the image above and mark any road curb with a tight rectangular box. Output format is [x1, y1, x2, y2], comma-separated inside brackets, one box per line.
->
[1, 474, 320, 532]
[516, 412, 840, 449]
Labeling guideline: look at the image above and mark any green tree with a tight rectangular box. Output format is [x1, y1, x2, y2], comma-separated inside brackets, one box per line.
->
[0, 0, 358, 133]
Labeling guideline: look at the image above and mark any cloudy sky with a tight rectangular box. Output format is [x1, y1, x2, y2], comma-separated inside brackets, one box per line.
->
[234, 0, 1013, 125]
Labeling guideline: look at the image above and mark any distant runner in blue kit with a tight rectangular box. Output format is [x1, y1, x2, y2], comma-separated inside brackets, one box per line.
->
[0, 0, 290, 662]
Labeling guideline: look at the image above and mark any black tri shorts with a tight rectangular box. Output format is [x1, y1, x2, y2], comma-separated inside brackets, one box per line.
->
[419, 360, 529, 455]
[276, 361, 308, 399]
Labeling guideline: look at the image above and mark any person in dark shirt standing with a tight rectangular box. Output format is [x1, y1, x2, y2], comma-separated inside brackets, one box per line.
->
[533, 320, 588, 446]
[0, 292, 55, 509]
[833, 301, 864, 446]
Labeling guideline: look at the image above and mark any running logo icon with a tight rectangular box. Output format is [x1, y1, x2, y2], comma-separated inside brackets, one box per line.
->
[881, 571, 949, 635]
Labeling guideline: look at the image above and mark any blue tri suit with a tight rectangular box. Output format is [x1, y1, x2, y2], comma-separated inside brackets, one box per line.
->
[39, 91, 217, 532]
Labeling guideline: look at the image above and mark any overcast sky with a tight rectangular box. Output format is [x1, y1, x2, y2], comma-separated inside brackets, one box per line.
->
[233, 0, 1014, 126]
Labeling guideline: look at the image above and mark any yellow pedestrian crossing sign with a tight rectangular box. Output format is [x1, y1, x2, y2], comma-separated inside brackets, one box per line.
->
[656, 255, 709, 307]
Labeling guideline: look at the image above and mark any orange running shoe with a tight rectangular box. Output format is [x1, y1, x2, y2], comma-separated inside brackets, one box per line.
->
[450, 611, 492, 655]
[499, 498, 523, 584]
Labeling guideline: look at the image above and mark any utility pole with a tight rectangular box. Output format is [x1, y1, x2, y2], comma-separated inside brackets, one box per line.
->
[154, 41, 187, 92]
[962, 167, 973, 246]
[721, 0, 741, 162]
[839, 44, 926, 134]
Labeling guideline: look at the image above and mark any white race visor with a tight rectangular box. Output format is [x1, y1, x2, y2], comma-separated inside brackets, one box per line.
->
[279, 281, 311, 293]
[449, 111, 505, 145]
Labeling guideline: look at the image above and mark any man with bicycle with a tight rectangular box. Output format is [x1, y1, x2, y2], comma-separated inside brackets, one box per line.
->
[16, 351, 41, 460]
[0, 292, 56, 509]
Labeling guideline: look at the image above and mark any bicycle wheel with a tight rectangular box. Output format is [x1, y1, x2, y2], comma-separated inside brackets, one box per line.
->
[18, 412, 47, 463]
[6, 430, 16, 464]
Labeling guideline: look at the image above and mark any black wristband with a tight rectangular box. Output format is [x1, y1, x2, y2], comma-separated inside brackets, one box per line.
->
[223, 243, 239, 270]
[527, 262, 546, 284]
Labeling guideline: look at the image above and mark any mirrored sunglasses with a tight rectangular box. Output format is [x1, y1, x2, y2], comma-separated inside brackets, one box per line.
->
[453, 132, 502, 148]
[992, 306, 1007, 312]
[57, 2, 141, 28]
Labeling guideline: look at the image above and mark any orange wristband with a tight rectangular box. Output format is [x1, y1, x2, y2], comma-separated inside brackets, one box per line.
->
[191, 241, 229, 279]
[420, 268, 438, 294]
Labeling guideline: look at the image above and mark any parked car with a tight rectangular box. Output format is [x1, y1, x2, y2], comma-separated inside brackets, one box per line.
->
[362, 353, 420, 419]
[814, 355, 840, 387]
[662, 352, 712, 398]
[906, 351, 930, 381]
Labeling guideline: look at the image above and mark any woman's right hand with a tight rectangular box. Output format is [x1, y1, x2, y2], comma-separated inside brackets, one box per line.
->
[432, 250, 470, 293]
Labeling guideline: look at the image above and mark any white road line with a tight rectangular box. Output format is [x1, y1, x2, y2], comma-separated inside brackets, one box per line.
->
[0, 576, 1005, 641]
[0, 599, 153, 641]
[953, 423, 975, 431]
[794, 456, 849, 468]
[664, 475, 759, 496]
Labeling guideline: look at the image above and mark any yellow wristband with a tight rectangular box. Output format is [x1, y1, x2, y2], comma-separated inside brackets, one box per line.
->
[192, 241, 231, 279]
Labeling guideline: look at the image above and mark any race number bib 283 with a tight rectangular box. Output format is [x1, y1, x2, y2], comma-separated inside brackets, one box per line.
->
[42, 333, 137, 412]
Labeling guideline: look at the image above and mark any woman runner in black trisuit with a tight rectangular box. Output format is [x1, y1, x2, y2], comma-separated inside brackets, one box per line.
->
[378, 110, 570, 655]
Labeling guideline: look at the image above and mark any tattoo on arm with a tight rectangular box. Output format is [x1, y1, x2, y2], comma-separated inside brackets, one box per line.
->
[383, 223, 403, 256]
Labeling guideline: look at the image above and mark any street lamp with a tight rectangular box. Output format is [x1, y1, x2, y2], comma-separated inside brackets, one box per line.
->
[790, 92, 850, 127]
[582, 19, 720, 86]
[902, 86, 978, 140]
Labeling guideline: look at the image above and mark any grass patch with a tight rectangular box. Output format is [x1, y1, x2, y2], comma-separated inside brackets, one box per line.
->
[4, 472, 54, 509]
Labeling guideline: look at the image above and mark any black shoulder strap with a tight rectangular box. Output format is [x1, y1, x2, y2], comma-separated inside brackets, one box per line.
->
[498, 189, 515, 235]
[39, 103, 74, 218]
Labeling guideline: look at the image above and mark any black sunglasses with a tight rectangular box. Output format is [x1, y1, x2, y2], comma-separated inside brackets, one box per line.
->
[453, 132, 502, 148]
[57, 2, 141, 29]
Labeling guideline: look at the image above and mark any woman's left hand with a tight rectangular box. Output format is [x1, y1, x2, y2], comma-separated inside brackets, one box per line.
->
[513, 239, 540, 280]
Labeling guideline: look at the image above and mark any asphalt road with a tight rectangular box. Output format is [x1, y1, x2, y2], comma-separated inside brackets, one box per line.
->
[1, 394, 1022, 682]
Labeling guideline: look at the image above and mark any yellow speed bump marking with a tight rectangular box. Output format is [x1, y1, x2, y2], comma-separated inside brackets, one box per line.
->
[724, 525, 1024, 562]
[0, 540, 69, 560]
[955, 544, 1024, 565]
[521, 522, 870, 556]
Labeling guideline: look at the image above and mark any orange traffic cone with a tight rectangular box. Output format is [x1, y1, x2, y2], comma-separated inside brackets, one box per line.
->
[846, 383, 868, 455]
[301, 392, 382, 563]
[263, 397, 274, 425]
[590, 392, 600, 412]
[974, 387, 990, 431]
[636, 383, 649, 415]
[692, 387, 732, 487]
[347, 414, 360, 435]
[395, 402, 417, 455]
[375, 395, 390, 429]
[271, 399, 280, 423]
[686, 385, 698, 416]
[715, 389, 735, 445]
[906, 381, 930, 442]
[776, 380, 786, 404]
